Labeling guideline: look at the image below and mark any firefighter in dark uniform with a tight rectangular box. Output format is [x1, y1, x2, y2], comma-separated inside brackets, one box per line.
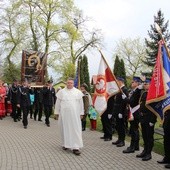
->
[123, 76, 142, 153]
[100, 95, 114, 141]
[157, 110, 170, 168]
[34, 87, 43, 121]
[7, 79, 20, 122]
[17, 80, 32, 129]
[42, 80, 56, 127]
[136, 78, 157, 161]
[112, 77, 128, 147]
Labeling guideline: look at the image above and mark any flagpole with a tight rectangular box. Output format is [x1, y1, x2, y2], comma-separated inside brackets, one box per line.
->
[98, 50, 123, 93]
[155, 23, 170, 59]
[78, 58, 81, 89]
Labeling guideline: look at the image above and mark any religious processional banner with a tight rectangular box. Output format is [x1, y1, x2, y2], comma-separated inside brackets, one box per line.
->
[146, 41, 170, 120]
[21, 50, 47, 86]
[93, 51, 120, 115]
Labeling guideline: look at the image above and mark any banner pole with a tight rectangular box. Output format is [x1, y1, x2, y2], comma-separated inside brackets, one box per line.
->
[78, 58, 81, 89]
[155, 23, 170, 59]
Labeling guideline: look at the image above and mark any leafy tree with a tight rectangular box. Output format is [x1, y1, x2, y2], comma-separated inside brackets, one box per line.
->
[25, 0, 40, 51]
[114, 38, 149, 77]
[2, 62, 20, 83]
[120, 59, 126, 84]
[50, 11, 102, 78]
[79, 56, 84, 84]
[78, 55, 90, 91]
[113, 56, 127, 85]
[145, 9, 170, 66]
[113, 55, 121, 77]
[82, 55, 90, 91]
[61, 61, 75, 81]
[0, 1, 27, 81]
[60, 12, 102, 65]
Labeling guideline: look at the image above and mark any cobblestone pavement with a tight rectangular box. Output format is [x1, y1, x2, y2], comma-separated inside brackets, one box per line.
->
[0, 116, 166, 170]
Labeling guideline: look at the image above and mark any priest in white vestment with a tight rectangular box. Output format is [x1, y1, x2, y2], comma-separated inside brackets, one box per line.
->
[54, 78, 84, 155]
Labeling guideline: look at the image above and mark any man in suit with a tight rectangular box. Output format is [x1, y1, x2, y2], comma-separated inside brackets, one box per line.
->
[112, 77, 128, 147]
[100, 95, 114, 141]
[136, 78, 157, 161]
[17, 79, 32, 129]
[42, 80, 56, 127]
[34, 87, 43, 121]
[123, 76, 142, 153]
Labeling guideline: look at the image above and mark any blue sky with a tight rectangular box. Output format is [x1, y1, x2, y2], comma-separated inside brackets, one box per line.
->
[74, 0, 170, 78]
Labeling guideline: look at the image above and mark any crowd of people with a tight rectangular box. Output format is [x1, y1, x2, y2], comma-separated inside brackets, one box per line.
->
[0, 79, 56, 129]
[1, 76, 170, 169]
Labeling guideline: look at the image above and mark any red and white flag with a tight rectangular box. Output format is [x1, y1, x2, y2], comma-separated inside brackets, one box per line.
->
[93, 51, 120, 115]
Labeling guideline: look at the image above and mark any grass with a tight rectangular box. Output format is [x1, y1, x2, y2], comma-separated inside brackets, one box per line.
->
[86, 116, 164, 156]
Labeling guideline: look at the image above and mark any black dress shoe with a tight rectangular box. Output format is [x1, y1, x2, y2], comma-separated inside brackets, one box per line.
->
[136, 150, 146, 158]
[135, 147, 139, 151]
[157, 158, 170, 164]
[142, 154, 152, 161]
[47, 124, 50, 127]
[73, 149, 81, 155]
[24, 126, 27, 129]
[116, 142, 125, 147]
[100, 136, 105, 139]
[112, 140, 120, 145]
[123, 147, 135, 153]
[62, 147, 68, 150]
[104, 138, 112, 141]
[14, 119, 17, 122]
[165, 164, 170, 169]
[38, 120, 42, 122]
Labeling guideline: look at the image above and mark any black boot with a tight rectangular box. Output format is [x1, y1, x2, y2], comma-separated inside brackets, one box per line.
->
[142, 154, 152, 161]
[157, 157, 170, 164]
[165, 164, 170, 169]
[116, 141, 125, 147]
[112, 140, 120, 145]
[123, 146, 135, 153]
[136, 150, 147, 158]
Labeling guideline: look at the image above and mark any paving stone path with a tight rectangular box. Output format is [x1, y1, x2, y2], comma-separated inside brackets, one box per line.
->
[0, 116, 165, 170]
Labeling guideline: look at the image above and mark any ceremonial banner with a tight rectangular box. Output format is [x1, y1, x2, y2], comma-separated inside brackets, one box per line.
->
[93, 51, 120, 115]
[21, 50, 47, 86]
[146, 41, 170, 120]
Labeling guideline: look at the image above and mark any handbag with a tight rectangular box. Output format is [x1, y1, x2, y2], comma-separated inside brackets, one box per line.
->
[88, 106, 98, 120]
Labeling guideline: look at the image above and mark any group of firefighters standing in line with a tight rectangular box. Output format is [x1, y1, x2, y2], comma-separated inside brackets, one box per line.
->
[81, 76, 170, 169]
